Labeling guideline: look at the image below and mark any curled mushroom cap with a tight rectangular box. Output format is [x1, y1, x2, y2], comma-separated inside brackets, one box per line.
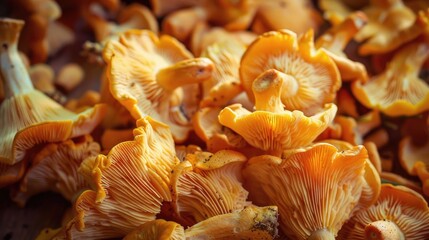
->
[0, 18, 106, 166]
[219, 69, 337, 156]
[103, 29, 214, 142]
[57, 116, 179, 239]
[12, 135, 100, 206]
[240, 29, 341, 114]
[339, 184, 429, 239]
[170, 150, 249, 226]
[185, 205, 279, 240]
[351, 40, 429, 117]
[243, 143, 379, 239]
[123, 219, 185, 240]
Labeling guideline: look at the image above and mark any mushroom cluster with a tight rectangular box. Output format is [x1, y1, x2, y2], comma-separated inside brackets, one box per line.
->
[1, 0, 429, 239]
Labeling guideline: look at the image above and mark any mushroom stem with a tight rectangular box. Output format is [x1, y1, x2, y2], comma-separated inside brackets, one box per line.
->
[364, 220, 405, 240]
[0, 18, 34, 98]
[308, 228, 335, 240]
[252, 69, 285, 112]
[156, 57, 214, 92]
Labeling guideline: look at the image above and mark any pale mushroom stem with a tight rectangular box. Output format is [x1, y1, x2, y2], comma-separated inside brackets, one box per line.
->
[308, 228, 335, 240]
[252, 69, 292, 112]
[156, 57, 214, 92]
[364, 220, 405, 240]
[0, 18, 34, 98]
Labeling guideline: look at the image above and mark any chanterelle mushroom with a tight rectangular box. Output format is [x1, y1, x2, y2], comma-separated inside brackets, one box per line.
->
[123, 219, 185, 240]
[240, 29, 341, 115]
[0, 18, 106, 166]
[242, 143, 380, 239]
[51, 116, 180, 239]
[351, 39, 429, 116]
[103, 29, 214, 142]
[339, 184, 429, 239]
[219, 69, 337, 156]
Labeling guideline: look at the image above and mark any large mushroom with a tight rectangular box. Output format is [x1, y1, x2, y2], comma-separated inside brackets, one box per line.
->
[339, 184, 429, 239]
[49, 117, 180, 239]
[0, 19, 105, 169]
[219, 69, 337, 156]
[242, 143, 380, 239]
[170, 150, 250, 226]
[351, 39, 429, 117]
[240, 29, 341, 115]
[103, 29, 214, 142]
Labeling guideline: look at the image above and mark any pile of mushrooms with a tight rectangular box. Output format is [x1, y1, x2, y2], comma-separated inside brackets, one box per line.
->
[1, 0, 429, 239]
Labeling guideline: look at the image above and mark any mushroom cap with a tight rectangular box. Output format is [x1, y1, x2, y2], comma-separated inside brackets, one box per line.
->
[351, 41, 429, 117]
[12, 135, 100, 206]
[242, 143, 373, 239]
[240, 29, 341, 114]
[184, 205, 279, 240]
[219, 101, 337, 156]
[65, 116, 179, 239]
[0, 161, 25, 188]
[339, 184, 429, 239]
[103, 29, 214, 142]
[170, 150, 249, 226]
[123, 219, 185, 240]
[399, 136, 429, 175]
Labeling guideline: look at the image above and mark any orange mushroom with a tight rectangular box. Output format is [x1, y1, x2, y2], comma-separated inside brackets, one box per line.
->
[103, 29, 214, 142]
[316, 11, 369, 83]
[54, 116, 180, 239]
[318, 0, 369, 24]
[243, 143, 380, 239]
[184, 205, 279, 239]
[352, 40, 429, 116]
[0, 18, 106, 168]
[339, 184, 429, 239]
[334, 110, 381, 145]
[170, 150, 250, 226]
[240, 29, 341, 115]
[354, 0, 418, 55]
[199, 39, 246, 108]
[219, 69, 337, 156]
[12, 135, 100, 206]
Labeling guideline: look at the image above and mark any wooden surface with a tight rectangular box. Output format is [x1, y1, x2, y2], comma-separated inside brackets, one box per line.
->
[0, 189, 69, 240]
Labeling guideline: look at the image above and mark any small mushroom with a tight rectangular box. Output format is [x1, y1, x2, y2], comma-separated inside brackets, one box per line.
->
[219, 69, 337, 156]
[103, 29, 214, 142]
[339, 184, 429, 239]
[170, 150, 250, 226]
[240, 29, 341, 115]
[243, 143, 380, 239]
[316, 11, 369, 83]
[0, 18, 106, 167]
[12, 135, 100, 206]
[351, 40, 429, 116]
[123, 219, 185, 240]
[334, 110, 381, 145]
[318, 0, 369, 24]
[57, 117, 180, 239]
[56, 63, 85, 93]
[184, 205, 279, 239]
[354, 0, 418, 55]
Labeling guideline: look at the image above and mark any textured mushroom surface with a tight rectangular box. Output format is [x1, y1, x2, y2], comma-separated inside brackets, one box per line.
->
[243, 143, 379, 239]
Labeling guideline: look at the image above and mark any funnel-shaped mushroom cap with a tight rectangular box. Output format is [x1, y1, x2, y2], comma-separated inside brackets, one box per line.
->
[185, 205, 279, 239]
[12, 135, 100, 206]
[0, 18, 106, 165]
[59, 116, 179, 239]
[243, 143, 374, 239]
[355, 0, 418, 55]
[316, 11, 369, 83]
[219, 69, 337, 156]
[339, 184, 429, 239]
[240, 29, 341, 114]
[352, 40, 429, 117]
[103, 29, 214, 142]
[123, 219, 185, 240]
[170, 150, 249, 226]
[200, 39, 246, 108]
